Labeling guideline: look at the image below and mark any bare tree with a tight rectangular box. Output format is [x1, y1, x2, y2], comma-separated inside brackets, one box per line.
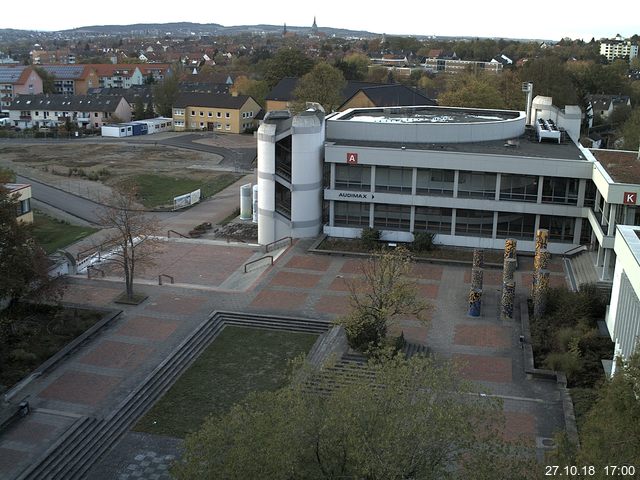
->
[95, 183, 162, 301]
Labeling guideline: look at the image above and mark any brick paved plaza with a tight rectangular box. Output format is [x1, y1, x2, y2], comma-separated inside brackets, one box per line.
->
[0, 237, 569, 479]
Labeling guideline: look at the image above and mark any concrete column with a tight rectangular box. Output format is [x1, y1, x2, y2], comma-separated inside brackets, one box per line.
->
[451, 209, 457, 236]
[537, 175, 544, 203]
[411, 167, 417, 196]
[574, 217, 583, 245]
[607, 204, 617, 236]
[453, 170, 459, 198]
[330, 163, 336, 189]
[329, 200, 335, 227]
[369, 202, 374, 228]
[492, 211, 498, 239]
[370, 165, 376, 193]
[534, 214, 540, 236]
[495, 173, 501, 201]
[602, 248, 612, 281]
[596, 244, 604, 267]
[577, 179, 586, 208]
[409, 205, 415, 233]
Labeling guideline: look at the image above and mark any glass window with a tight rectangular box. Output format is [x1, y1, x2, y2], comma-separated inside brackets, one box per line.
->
[500, 174, 538, 202]
[416, 168, 454, 196]
[373, 204, 411, 231]
[584, 180, 597, 208]
[225, 112, 230, 118]
[414, 207, 452, 234]
[375, 167, 413, 193]
[275, 183, 291, 219]
[335, 165, 371, 191]
[455, 209, 494, 237]
[496, 212, 536, 240]
[542, 177, 578, 205]
[334, 201, 370, 227]
[457, 171, 496, 199]
[539, 215, 575, 243]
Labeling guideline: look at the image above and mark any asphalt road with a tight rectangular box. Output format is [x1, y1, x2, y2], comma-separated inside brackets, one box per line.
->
[17, 175, 177, 225]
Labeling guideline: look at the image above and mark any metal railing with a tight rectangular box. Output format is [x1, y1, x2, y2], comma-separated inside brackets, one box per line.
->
[562, 245, 588, 258]
[167, 229, 188, 238]
[244, 255, 273, 273]
[264, 236, 293, 253]
[87, 266, 105, 279]
[158, 274, 174, 285]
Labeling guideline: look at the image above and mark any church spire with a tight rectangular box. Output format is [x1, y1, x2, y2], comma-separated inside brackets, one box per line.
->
[312, 16, 318, 34]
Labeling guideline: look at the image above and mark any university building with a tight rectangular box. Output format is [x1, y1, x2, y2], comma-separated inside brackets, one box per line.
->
[257, 99, 640, 287]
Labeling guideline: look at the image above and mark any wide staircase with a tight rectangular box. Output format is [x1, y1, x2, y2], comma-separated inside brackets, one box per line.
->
[564, 249, 612, 297]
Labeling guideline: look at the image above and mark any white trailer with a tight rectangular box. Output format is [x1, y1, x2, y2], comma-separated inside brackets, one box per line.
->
[101, 124, 133, 137]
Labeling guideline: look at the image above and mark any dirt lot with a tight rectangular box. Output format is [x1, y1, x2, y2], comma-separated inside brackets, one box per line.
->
[0, 142, 229, 203]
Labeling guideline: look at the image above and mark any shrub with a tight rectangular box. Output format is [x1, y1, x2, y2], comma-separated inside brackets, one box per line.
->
[360, 227, 380, 250]
[544, 351, 583, 379]
[412, 232, 435, 253]
[9, 348, 38, 362]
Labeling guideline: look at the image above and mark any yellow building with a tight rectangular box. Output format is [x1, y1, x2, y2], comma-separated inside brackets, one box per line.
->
[172, 93, 261, 133]
[5, 184, 33, 224]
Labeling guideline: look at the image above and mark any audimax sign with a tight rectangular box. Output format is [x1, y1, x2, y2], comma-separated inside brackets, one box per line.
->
[337, 192, 372, 200]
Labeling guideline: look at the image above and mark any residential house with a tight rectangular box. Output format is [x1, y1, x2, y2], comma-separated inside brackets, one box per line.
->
[91, 64, 144, 89]
[138, 64, 171, 83]
[600, 35, 639, 62]
[8, 94, 131, 130]
[31, 49, 76, 64]
[587, 94, 632, 127]
[87, 85, 154, 119]
[4, 184, 33, 224]
[339, 84, 436, 111]
[0, 66, 43, 113]
[38, 65, 99, 94]
[172, 93, 261, 133]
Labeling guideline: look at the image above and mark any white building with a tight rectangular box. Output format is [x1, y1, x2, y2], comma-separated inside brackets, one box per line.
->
[599, 35, 639, 62]
[606, 225, 640, 374]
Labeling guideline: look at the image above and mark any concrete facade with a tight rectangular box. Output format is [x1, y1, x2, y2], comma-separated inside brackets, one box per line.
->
[606, 225, 640, 374]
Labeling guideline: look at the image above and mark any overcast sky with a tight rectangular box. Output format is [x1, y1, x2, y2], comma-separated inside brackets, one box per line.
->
[3, 0, 638, 40]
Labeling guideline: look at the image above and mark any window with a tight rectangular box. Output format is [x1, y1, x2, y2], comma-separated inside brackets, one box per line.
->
[225, 124, 230, 130]
[457, 171, 496, 199]
[191, 110, 195, 116]
[216, 124, 222, 129]
[217, 112, 221, 118]
[455, 209, 494, 237]
[225, 112, 230, 118]
[199, 111, 204, 116]
[94, 112, 98, 117]
[499, 174, 538, 202]
[416, 168, 454, 196]
[542, 177, 578, 205]
[275, 183, 291, 219]
[584, 180, 597, 208]
[496, 212, 536, 240]
[174, 109, 184, 116]
[373, 204, 411, 231]
[539, 215, 575, 243]
[335, 165, 371, 190]
[208, 112, 212, 117]
[17, 198, 31, 216]
[199, 122, 204, 128]
[334, 201, 370, 227]
[375, 167, 413, 193]
[34, 111, 39, 116]
[414, 207, 452, 233]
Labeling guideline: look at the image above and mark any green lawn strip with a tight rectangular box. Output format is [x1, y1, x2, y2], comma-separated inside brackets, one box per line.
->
[128, 173, 240, 209]
[0, 305, 104, 390]
[31, 210, 98, 254]
[133, 326, 318, 439]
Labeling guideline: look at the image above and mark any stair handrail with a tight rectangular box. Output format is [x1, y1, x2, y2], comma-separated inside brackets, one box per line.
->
[167, 229, 188, 238]
[562, 244, 588, 258]
[244, 255, 273, 273]
[264, 236, 293, 253]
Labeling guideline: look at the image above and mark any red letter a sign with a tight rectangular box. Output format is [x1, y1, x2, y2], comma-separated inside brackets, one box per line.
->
[346, 152, 358, 165]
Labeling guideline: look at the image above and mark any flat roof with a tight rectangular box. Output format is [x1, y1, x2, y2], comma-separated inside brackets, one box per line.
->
[339, 106, 520, 124]
[617, 225, 640, 266]
[590, 149, 640, 184]
[3, 183, 29, 191]
[328, 133, 587, 162]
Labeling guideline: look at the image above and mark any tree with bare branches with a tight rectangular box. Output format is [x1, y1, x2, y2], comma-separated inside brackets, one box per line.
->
[96, 183, 162, 301]
[336, 246, 430, 353]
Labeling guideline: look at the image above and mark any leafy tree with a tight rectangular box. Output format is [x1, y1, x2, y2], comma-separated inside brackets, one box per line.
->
[233, 76, 269, 108]
[95, 183, 161, 300]
[144, 100, 155, 119]
[173, 354, 535, 480]
[521, 57, 578, 107]
[152, 63, 183, 117]
[262, 48, 314, 88]
[367, 65, 389, 83]
[33, 66, 55, 94]
[144, 73, 156, 85]
[293, 62, 346, 113]
[336, 246, 429, 352]
[0, 182, 62, 309]
[336, 53, 369, 81]
[439, 72, 505, 109]
[620, 107, 640, 151]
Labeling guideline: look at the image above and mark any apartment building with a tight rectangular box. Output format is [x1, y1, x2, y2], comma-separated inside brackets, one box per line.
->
[172, 93, 260, 133]
[0, 66, 43, 113]
[38, 65, 99, 94]
[599, 35, 639, 61]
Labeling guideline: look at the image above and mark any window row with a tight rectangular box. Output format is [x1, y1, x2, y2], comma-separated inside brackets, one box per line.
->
[332, 202, 578, 243]
[332, 165, 584, 206]
[190, 110, 231, 118]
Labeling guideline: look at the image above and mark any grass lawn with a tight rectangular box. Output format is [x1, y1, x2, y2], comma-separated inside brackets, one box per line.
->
[134, 326, 318, 438]
[128, 173, 240, 209]
[31, 210, 98, 254]
[0, 304, 104, 391]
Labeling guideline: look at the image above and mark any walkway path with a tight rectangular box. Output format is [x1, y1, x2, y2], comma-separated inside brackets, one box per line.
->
[0, 240, 569, 478]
